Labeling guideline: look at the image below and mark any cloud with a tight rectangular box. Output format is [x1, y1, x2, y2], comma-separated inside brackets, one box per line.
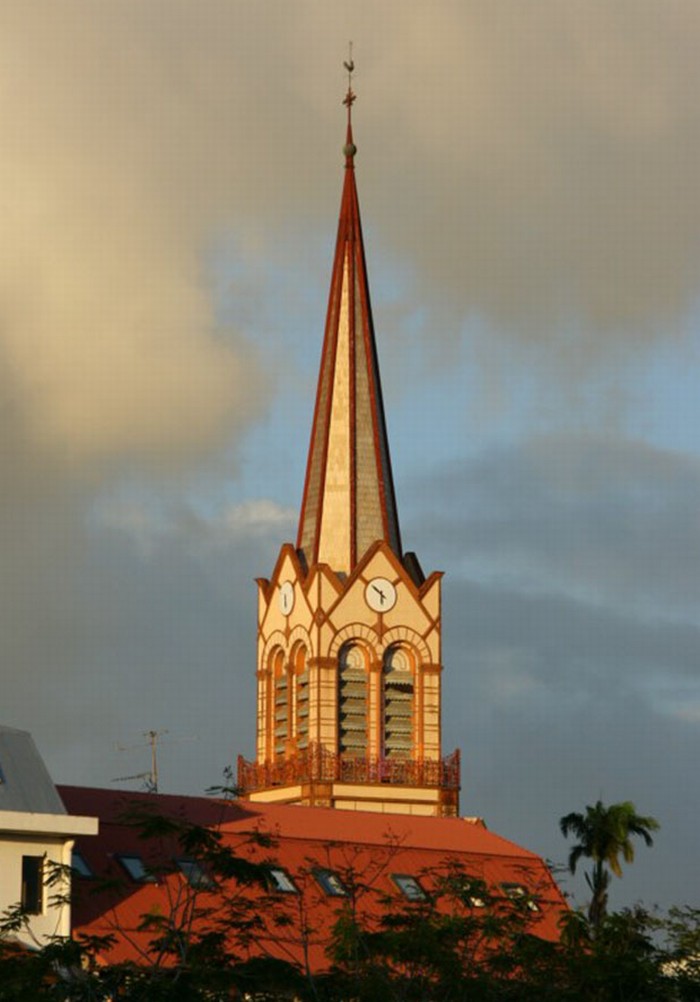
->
[95, 496, 296, 552]
[2, 0, 700, 494]
[361, 1, 700, 351]
[403, 434, 700, 909]
[1, 2, 274, 481]
[2, 494, 286, 796]
[408, 435, 700, 622]
[439, 575, 700, 911]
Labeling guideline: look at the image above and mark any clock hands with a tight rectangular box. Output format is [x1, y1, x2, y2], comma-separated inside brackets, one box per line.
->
[372, 584, 386, 605]
[279, 582, 294, 614]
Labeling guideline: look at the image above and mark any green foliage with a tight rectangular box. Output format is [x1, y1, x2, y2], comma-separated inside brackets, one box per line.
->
[560, 800, 659, 929]
[0, 798, 697, 1001]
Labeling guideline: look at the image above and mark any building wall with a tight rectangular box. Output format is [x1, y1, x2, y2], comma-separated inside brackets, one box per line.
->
[0, 831, 74, 944]
[256, 542, 442, 768]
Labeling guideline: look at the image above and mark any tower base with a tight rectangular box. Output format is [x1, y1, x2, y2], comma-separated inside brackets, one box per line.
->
[238, 748, 460, 818]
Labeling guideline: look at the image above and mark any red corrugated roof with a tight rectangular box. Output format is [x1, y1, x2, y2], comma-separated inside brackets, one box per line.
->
[59, 786, 567, 972]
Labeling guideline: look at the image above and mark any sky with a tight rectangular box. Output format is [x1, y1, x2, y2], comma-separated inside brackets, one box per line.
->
[2, 0, 700, 916]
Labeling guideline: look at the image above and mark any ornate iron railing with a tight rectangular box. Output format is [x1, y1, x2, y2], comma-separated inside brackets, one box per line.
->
[237, 745, 460, 794]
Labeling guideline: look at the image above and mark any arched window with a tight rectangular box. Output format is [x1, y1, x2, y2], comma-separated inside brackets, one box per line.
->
[272, 649, 288, 759]
[338, 643, 368, 757]
[383, 646, 414, 759]
[293, 645, 309, 752]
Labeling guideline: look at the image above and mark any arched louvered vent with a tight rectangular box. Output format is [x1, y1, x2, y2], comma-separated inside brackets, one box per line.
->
[294, 645, 309, 752]
[383, 646, 414, 759]
[272, 649, 288, 759]
[338, 643, 368, 757]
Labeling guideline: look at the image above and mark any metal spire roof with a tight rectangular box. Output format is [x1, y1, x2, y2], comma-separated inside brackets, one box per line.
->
[297, 68, 402, 575]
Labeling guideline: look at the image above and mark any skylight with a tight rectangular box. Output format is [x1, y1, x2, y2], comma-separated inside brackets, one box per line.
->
[71, 851, 94, 879]
[314, 868, 348, 897]
[501, 882, 540, 912]
[391, 873, 427, 902]
[116, 854, 156, 883]
[176, 858, 215, 890]
[267, 867, 298, 894]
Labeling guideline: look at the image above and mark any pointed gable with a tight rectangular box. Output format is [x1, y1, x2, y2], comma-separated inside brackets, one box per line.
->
[297, 105, 402, 575]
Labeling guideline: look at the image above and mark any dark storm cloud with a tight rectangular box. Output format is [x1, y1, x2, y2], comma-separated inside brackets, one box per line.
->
[402, 435, 700, 910]
[3, 499, 295, 794]
[409, 435, 700, 620]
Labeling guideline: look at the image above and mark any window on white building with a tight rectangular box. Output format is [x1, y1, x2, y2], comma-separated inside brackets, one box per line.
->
[21, 856, 43, 914]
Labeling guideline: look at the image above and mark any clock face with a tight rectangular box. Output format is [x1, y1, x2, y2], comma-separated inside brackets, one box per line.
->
[279, 580, 295, 615]
[365, 577, 397, 613]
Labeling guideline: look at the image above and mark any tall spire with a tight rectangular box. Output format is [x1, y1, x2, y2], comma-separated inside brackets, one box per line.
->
[297, 60, 402, 575]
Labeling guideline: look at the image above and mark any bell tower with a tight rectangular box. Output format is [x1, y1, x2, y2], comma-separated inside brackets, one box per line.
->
[238, 68, 460, 817]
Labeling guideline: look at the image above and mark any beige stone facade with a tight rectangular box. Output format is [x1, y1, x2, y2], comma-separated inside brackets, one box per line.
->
[239, 541, 459, 816]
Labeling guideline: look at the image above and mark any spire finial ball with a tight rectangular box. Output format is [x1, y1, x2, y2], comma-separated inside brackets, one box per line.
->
[343, 141, 357, 159]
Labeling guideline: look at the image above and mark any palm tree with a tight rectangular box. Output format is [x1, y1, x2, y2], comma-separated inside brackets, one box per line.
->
[559, 800, 659, 929]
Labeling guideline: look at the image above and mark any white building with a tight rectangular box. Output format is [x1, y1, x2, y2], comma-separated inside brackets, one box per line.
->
[0, 725, 97, 947]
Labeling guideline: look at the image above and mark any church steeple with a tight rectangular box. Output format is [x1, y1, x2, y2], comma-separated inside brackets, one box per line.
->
[297, 78, 401, 575]
[239, 66, 459, 818]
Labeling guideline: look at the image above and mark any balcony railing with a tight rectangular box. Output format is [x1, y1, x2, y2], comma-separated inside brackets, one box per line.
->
[237, 745, 460, 794]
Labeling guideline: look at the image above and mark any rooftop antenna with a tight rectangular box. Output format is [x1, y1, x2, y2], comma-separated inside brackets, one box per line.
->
[112, 729, 171, 793]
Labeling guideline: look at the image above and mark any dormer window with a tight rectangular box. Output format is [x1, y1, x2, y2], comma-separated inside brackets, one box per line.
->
[501, 882, 539, 912]
[116, 853, 156, 883]
[314, 868, 348, 897]
[391, 873, 427, 902]
[267, 867, 297, 894]
[176, 858, 215, 890]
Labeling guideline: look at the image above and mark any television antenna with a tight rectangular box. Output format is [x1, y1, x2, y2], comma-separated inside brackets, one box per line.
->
[112, 729, 198, 793]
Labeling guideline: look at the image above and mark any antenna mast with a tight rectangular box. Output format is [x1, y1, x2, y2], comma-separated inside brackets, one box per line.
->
[113, 728, 169, 793]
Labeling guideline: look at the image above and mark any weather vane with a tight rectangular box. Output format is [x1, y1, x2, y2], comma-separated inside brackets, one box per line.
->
[343, 41, 355, 111]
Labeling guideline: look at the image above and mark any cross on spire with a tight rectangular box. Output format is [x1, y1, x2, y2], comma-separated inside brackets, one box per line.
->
[343, 42, 355, 114]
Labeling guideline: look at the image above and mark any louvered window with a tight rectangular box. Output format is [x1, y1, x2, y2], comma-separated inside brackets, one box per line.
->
[272, 650, 288, 758]
[294, 646, 309, 752]
[338, 643, 368, 756]
[383, 647, 414, 759]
